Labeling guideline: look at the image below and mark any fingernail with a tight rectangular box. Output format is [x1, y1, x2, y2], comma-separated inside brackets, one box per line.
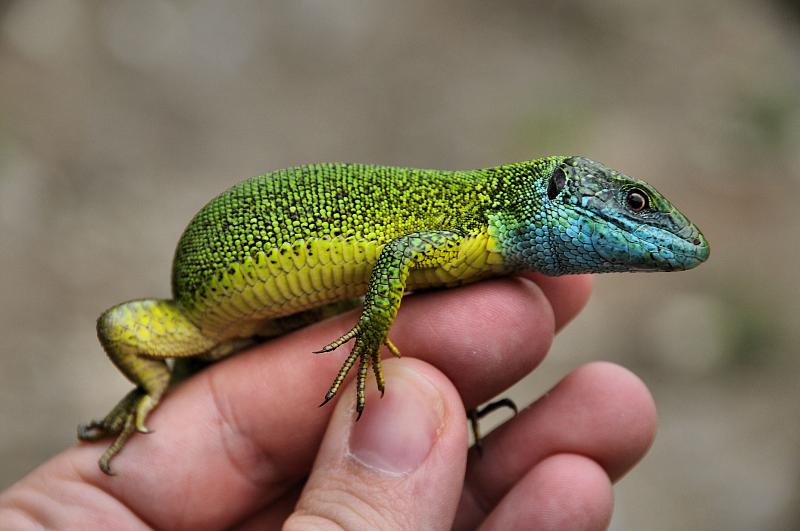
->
[348, 364, 444, 475]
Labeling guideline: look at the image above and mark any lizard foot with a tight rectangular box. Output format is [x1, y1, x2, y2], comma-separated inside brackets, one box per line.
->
[77, 387, 161, 474]
[468, 398, 518, 456]
[317, 324, 399, 418]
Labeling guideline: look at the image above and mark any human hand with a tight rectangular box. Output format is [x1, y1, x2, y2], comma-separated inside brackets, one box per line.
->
[0, 274, 656, 530]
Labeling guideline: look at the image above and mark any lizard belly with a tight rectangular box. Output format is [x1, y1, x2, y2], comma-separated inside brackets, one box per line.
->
[181, 231, 508, 340]
[183, 238, 380, 339]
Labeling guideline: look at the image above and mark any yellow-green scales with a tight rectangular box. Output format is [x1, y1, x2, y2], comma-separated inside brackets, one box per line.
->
[80, 157, 710, 473]
[174, 163, 508, 337]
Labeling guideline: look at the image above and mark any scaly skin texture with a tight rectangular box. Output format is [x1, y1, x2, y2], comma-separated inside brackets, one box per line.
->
[78, 156, 709, 473]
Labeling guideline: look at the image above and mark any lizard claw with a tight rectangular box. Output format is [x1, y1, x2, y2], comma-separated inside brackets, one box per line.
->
[318, 391, 335, 408]
[318, 322, 388, 422]
[315, 325, 361, 353]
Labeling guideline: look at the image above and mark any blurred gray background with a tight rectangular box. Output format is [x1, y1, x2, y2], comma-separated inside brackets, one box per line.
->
[1, 1, 798, 529]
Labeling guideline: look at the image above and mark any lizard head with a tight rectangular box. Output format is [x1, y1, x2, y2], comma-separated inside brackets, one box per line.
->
[497, 156, 710, 275]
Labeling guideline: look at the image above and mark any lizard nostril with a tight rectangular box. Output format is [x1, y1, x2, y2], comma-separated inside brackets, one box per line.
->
[692, 238, 702, 245]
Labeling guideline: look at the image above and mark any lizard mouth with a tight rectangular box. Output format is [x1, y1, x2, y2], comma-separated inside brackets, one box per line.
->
[574, 205, 710, 271]
[614, 221, 709, 271]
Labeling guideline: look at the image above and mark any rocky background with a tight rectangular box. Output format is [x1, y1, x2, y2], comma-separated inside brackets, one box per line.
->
[1, 1, 798, 529]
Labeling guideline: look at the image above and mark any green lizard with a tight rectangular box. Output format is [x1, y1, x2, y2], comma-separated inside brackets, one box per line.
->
[78, 156, 709, 474]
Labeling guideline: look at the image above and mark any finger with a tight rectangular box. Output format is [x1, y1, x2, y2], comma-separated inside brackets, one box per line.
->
[476, 454, 612, 531]
[239, 273, 589, 531]
[284, 358, 467, 530]
[520, 273, 592, 331]
[388, 275, 559, 408]
[232, 484, 303, 530]
[457, 362, 656, 527]
[66, 276, 587, 529]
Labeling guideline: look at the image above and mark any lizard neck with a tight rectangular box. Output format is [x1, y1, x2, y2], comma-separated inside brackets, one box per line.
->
[480, 158, 567, 274]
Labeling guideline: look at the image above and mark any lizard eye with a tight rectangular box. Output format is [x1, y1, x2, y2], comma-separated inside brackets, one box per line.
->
[547, 166, 567, 200]
[625, 188, 649, 212]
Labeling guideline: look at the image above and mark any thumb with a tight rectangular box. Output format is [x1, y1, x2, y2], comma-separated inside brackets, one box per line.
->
[286, 358, 468, 530]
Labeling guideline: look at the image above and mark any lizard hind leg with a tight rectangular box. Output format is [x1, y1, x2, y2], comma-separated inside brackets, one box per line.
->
[78, 298, 216, 474]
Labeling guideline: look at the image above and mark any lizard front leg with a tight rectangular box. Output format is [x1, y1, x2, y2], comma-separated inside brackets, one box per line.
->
[316, 230, 462, 416]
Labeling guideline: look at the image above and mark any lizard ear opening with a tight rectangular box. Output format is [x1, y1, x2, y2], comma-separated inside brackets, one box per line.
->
[547, 165, 567, 200]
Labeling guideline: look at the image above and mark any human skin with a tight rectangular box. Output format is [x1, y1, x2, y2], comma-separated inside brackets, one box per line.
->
[0, 274, 657, 530]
